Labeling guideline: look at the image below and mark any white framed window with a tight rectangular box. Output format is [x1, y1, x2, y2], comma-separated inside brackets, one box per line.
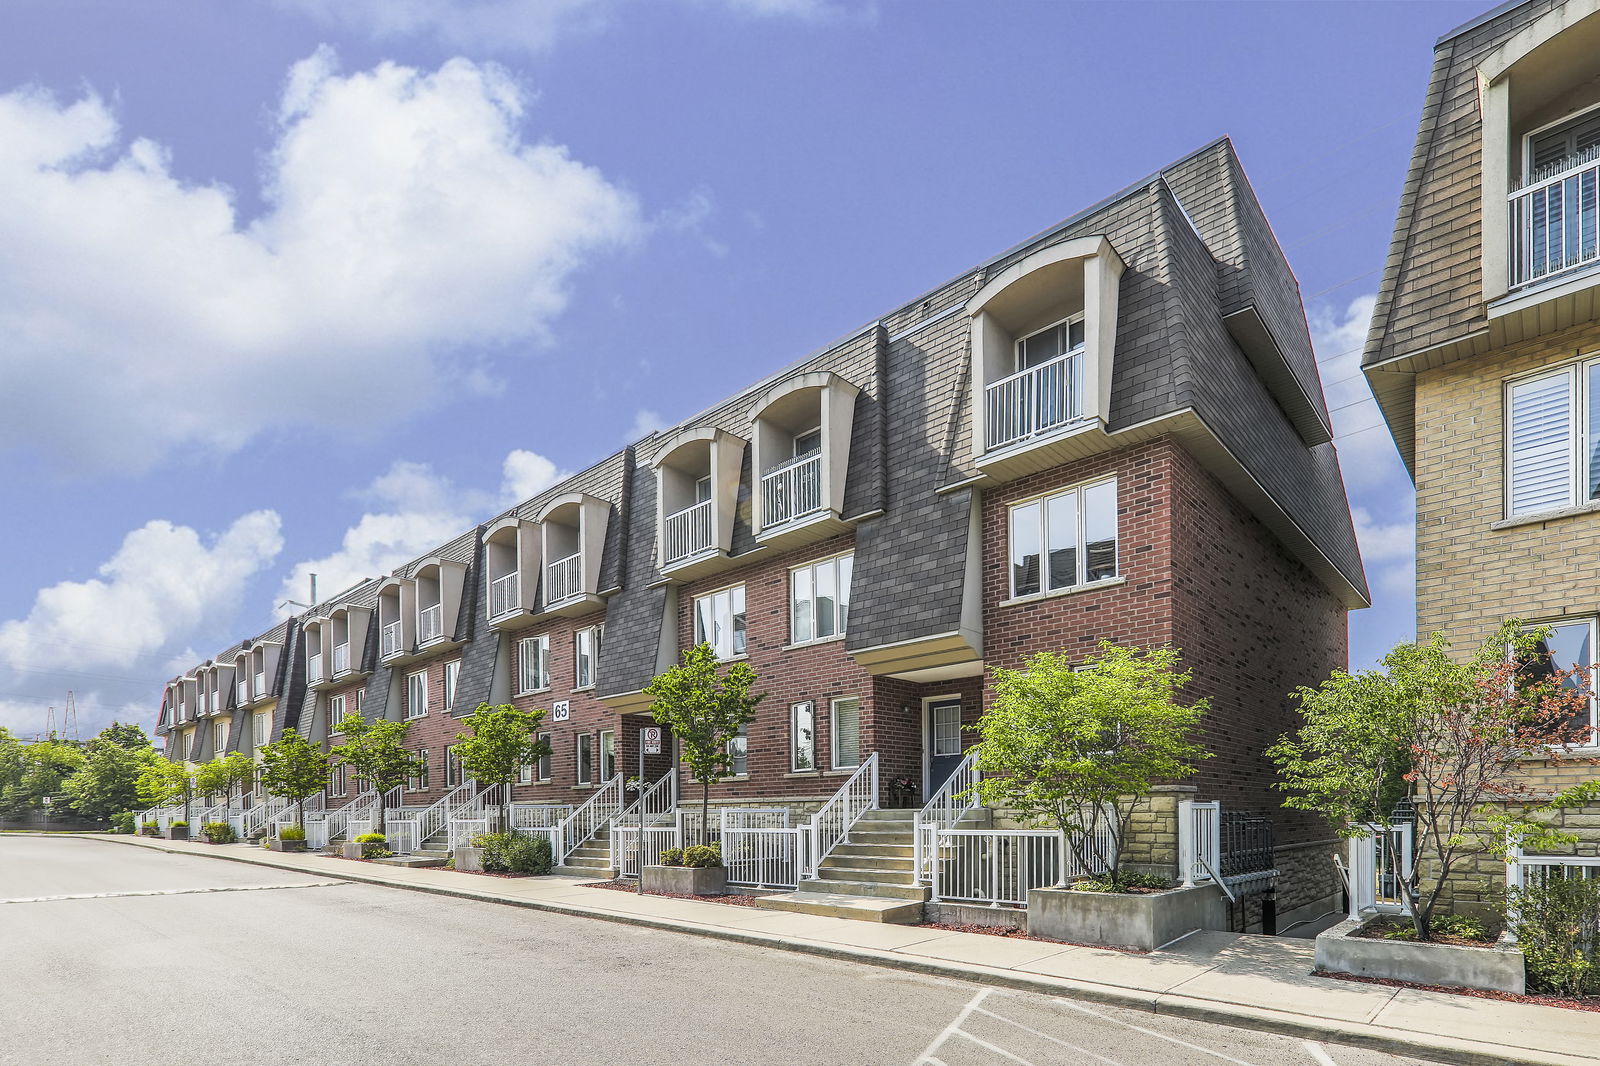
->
[517, 635, 550, 694]
[408, 749, 429, 792]
[253, 712, 271, 747]
[830, 697, 861, 770]
[791, 702, 816, 771]
[329, 764, 346, 795]
[1521, 618, 1598, 745]
[518, 757, 533, 785]
[1008, 477, 1118, 599]
[536, 732, 552, 782]
[791, 553, 852, 644]
[1016, 313, 1085, 371]
[931, 699, 961, 757]
[1502, 363, 1600, 518]
[694, 474, 712, 503]
[576, 734, 593, 786]
[599, 729, 616, 779]
[354, 688, 364, 714]
[1525, 104, 1600, 182]
[443, 660, 461, 712]
[575, 626, 599, 689]
[1521, 857, 1600, 887]
[327, 694, 346, 735]
[445, 744, 462, 787]
[695, 584, 747, 659]
[793, 426, 822, 457]
[405, 670, 428, 720]
[728, 724, 747, 776]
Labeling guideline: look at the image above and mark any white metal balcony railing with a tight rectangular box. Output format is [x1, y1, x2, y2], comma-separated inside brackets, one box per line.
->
[1511, 152, 1600, 290]
[984, 351, 1083, 452]
[760, 453, 822, 529]
[546, 552, 582, 605]
[332, 643, 349, 675]
[307, 654, 322, 684]
[380, 620, 402, 658]
[418, 603, 443, 644]
[252, 671, 265, 698]
[489, 571, 519, 618]
[236, 680, 249, 706]
[662, 498, 714, 564]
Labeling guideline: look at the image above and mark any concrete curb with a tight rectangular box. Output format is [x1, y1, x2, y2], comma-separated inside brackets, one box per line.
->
[79, 835, 1593, 1066]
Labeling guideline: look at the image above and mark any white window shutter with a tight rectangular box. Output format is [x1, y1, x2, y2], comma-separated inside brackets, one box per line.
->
[1509, 371, 1576, 516]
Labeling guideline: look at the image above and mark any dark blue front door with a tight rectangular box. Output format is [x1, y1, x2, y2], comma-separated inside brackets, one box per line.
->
[926, 699, 963, 796]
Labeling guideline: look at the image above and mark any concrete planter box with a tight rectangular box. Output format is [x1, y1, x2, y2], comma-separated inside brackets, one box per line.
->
[643, 864, 727, 896]
[269, 838, 307, 853]
[1028, 883, 1226, 951]
[1315, 918, 1525, 994]
[163, 825, 189, 841]
[341, 841, 367, 860]
[455, 845, 484, 873]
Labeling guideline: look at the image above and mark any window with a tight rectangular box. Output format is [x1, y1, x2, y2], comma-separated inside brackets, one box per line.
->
[728, 724, 747, 776]
[1008, 478, 1118, 598]
[1016, 314, 1085, 371]
[575, 626, 599, 689]
[791, 702, 816, 771]
[694, 474, 712, 503]
[443, 660, 461, 712]
[831, 697, 861, 769]
[517, 635, 550, 694]
[354, 688, 364, 714]
[328, 694, 346, 735]
[599, 729, 616, 779]
[406, 670, 428, 719]
[694, 585, 747, 659]
[253, 712, 270, 747]
[576, 734, 593, 786]
[1521, 618, 1598, 744]
[536, 732, 551, 782]
[1504, 363, 1600, 517]
[1527, 108, 1600, 182]
[329, 764, 346, 795]
[791, 553, 852, 644]
[793, 427, 822, 457]
[931, 700, 961, 757]
[408, 749, 429, 791]
[445, 745, 462, 787]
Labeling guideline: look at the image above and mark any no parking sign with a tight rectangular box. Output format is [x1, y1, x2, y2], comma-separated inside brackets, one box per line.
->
[642, 727, 662, 755]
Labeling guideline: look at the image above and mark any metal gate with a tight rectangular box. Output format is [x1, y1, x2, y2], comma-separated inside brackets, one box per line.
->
[1347, 822, 1412, 918]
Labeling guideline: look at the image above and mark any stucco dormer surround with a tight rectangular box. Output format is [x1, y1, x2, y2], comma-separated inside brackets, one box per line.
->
[483, 515, 542, 628]
[967, 235, 1125, 479]
[650, 425, 747, 581]
[535, 491, 610, 617]
[747, 369, 860, 553]
[414, 558, 467, 649]
[325, 603, 371, 681]
[376, 576, 417, 662]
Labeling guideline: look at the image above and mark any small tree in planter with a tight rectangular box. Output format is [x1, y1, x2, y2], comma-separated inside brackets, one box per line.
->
[1271, 621, 1599, 941]
[644, 643, 762, 844]
[973, 643, 1210, 890]
[329, 712, 426, 836]
[135, 759, 195, 830]
[257, 729, 330, 834]
[454, 704, 549, 834]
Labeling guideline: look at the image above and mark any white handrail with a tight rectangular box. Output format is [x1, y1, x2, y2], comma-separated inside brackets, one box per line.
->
[556, 774, 624, 865]
[610, 774, 678, 867]
[806, 752, 878, 875]
[984, 350, 1084, 451]
[413, 782, 477, 846]
[489, 571, 519, 617]
[914, 748, 980, 883]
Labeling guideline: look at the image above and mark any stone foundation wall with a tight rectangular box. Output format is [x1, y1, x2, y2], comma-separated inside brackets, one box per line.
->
[1429, 800, 1600, 923]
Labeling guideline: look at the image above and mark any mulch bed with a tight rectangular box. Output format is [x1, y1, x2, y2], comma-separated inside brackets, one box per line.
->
[1315, 970, 1600, 1013]
[918, 920, 1148, 954]
[1349, 917, 1497, 949]
[579, 879, 773, 906]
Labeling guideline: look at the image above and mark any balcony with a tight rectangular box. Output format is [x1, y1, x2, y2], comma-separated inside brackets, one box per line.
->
[253, 671, 265, 698]
[418, 603, 444, 644]
[984, 351, 1083, 451]
[662, 498, 713, 564]
[237, 680, 249, 706]
[489, 571, 519, 618]
[547, 552, 582, 605]
[381, 620, 403, 659]
[760, 453, 822, 529]
[332, 642, 350, 675]
[307, 654, 323, 684]
[1510, 155, 1600, 290]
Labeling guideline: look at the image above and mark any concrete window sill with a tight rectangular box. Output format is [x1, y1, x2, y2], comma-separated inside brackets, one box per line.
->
[999, 576, 1127, 608]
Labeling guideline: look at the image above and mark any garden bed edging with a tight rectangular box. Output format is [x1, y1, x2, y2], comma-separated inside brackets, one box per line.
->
[1314, 917, 1525, 994]
[1027, 883, 1226, 951]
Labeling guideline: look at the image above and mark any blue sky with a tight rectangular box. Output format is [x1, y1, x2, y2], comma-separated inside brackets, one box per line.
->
[0, 0, 1484, 739]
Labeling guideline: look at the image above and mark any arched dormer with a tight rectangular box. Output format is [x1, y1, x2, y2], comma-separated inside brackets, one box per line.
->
[535, 492, 610, 615]
[326, 603, 372, 681]
[651, 426, 746, 579]
[747, 370, 859, 552]
[376, 576, 416, 662]
[483, 515, 542, 627]
[413, 557, 467, 648]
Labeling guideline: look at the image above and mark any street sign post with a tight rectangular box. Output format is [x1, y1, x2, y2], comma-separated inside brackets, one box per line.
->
[642, 727, 662, 755]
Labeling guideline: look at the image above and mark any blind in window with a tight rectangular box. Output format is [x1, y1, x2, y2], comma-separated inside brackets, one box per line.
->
[1531, 111, 1600, 178]
[832, 698, 860, 769]
[1509, 371, 1575, 515]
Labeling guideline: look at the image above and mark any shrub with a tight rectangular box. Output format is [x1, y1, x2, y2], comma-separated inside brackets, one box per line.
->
[278, 825, 306, 841]
[355, 832, 386, 843]
[202, 822, 237, 844]
[658, 847, 684, 867]
[682, 843, 722, 869]
[471, 831, 553, 875]
[353, 832, 390, 858]
[139, 821, 159, 837]
[1382, 913, 1492, 942]
[111, 811, 136, 834]
[169, 820, 188, 829]
[1072, 871, 1173, 893]
[1506, 875, 1600, 997]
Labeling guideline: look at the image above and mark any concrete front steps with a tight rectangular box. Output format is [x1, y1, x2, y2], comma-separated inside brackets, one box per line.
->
[554, 826, 616, 879]
[753, 809, 928, 924]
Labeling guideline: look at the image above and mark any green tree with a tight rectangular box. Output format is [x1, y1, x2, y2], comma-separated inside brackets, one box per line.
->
[136, 759, 195, 825]
[6, 741, 86, 821]
[453, 704, 549, 834]
[330, 712, 427, 835]
[972, 643, 1211, 888]
[61, 725, 158, 822]
[1270, 622, 1599, 940]
[645, 643, 763, 844]
[98, 721, 153, 750]
[258, 729, 331, 831]
[194, 752, 256, 812]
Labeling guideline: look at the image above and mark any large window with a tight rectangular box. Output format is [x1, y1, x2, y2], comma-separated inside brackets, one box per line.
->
[536, 732, 552, 782]
[253, 712, 270, 747]
[728, 724, 747, 776]
[405, 670, 428, 720]
[576, 734, 593, 786]
[791, 553, 852, 644]
[575, 625, 601, 689]
[327, 694, 346, 735]
[1523, 618, 1598, 744]
[599, 729, 616, 780]
[517, 635, 550, 694]
[694, 585, 747, 659]
[329, 764, 346, 795]
[408, 749, 429, 791]
[831, 697, 861, 770]
[791, 701, 815, 771]
[443, 660, 461, 712]
[1505, 363, 1600, 517]
[445, 745, 462, 787]
[1008, 478, 1118, 598]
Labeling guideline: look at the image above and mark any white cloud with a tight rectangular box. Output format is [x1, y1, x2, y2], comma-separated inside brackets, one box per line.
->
[1351, 505, 1413, 564]
[630, 409, 668, 439]
[501, 449, 563, 501]
[0, 512, 284, 673]
[1309, 293, 1403, 492]
[0, 52, 641, 474]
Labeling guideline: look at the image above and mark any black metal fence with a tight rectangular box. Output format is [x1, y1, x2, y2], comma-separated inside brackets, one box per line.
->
[1218, 811, 1274, 879]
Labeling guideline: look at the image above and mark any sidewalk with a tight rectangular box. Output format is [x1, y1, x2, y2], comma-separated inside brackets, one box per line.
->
[97, 834, 1596, 1065]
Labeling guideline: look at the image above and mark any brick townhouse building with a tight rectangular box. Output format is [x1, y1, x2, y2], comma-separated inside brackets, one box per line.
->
[157, 137, 1366, 924]
[1363, 0, 1600, 913]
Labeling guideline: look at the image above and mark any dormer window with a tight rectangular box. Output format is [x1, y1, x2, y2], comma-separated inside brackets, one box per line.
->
[652, 428, 745, 578]
[536, 493, 610, 614]
[304, 622, 324, 684]
[417, 572, 443, 644]
[251, 647, 267, 701]
[748, 371, 859, 551]
[412, 559, 466, 648]
[1513, 105, 1600, 291]
[378, 581, 412, 660]
[484, 517, 541, 625]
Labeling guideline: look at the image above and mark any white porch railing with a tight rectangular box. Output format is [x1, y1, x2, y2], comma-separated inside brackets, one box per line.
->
[383, 820, 419, 856]
[983, 351, 1083, 451]
[610, 774, 679, 869]
[1178, 800, 1221, 886]
[448, 817, 491, 851]
[1511, 153, 1600, 290]
[556, 774, 624, 865]
[380, 621, 402, 658]
[233, 795, 287, 840]
[546, 553, 582, 605]
[663, 499, 714, 563]
[332, 643, 349, 675]
[307, 654, 322, 684]
[510, 803, 574, 830]
[914, 748, 980, 883]
[760, 453, 822, 529]
[930, 829, 1066, 906]
[489, 571, 519, 617]
[193, 800, 228, 829]
[1346, 822, 1413, 920]
[236, 680, 249, 706]
[322, 790, 379, 846]
[805, 752, 878, 876]
[409, 782, 477, 849]
[725, 827, 808, 889]
[721, 807, 789, 833]
[612, 825, 683, 879]
[346, 786, 406, 839]
[269, 792, 325, 838]
[418, 603, 443, 644]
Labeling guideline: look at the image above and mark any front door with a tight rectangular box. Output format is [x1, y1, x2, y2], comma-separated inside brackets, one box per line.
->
[925, 699, 964, 797]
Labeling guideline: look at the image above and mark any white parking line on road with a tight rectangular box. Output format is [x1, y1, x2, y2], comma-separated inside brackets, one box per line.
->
[1303, 1042, 1340, 1066]
[0, 881, 347, 905]
[1036, 993, 1264, 1066]
[971, 1005, 1133, 1066]
[912, 987, 991, 1065]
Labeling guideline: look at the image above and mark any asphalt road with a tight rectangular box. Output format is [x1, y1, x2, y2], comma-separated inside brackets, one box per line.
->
[0, 837, 1432, 1066]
